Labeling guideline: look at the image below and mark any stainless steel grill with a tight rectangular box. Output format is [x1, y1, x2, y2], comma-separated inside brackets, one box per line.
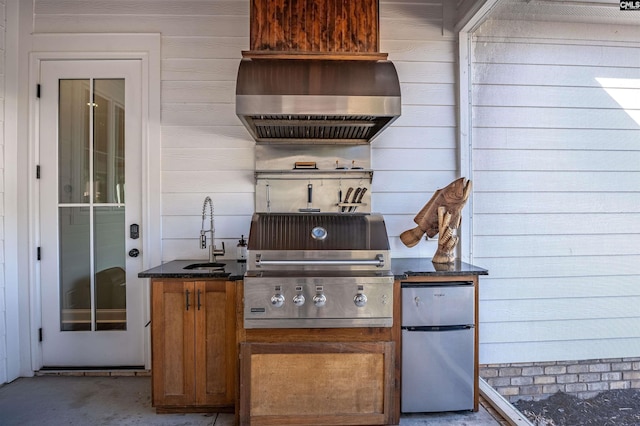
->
[244, 212, 394, 328]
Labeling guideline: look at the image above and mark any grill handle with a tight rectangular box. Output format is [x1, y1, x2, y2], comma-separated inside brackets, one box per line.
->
[255, 254, 385, 268]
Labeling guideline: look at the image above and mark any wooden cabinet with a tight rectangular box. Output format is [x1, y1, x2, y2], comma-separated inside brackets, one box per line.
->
[151, 279, 236, 413]
[239, 341, 394, 426]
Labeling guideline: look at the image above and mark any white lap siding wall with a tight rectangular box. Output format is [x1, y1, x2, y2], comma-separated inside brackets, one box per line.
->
[471, 18, 640, 367]
[375, 1, 461, 258]
[0, 0, 7, 384]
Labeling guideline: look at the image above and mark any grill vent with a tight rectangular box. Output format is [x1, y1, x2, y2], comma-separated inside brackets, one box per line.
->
[251, 115, 390, 142]
[248, 213, 389, 251]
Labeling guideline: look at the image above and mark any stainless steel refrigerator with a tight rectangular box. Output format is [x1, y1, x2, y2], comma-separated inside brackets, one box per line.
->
[401, 282, 475, 413]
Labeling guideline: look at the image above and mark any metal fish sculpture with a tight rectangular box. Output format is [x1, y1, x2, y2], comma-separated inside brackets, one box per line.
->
[400, 177, 472, 248]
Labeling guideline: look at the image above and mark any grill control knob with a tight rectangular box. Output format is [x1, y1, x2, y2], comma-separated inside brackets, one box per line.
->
[293, 294, 306, 306]
[313, 293, 327, 307]
[354, 293, 368, 307]
[270, 294, 285, 308]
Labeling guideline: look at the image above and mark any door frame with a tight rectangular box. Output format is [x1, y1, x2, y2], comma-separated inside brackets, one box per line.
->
[27, 34, 161, 372]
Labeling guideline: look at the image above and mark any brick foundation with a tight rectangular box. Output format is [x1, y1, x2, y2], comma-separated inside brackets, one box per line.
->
[480, 357, 640, 403]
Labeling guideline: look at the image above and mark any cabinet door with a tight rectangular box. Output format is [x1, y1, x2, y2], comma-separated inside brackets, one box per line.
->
[194, 281, 236, 406]
[239, 341, 394, 425]
[151, 280, 196, 407]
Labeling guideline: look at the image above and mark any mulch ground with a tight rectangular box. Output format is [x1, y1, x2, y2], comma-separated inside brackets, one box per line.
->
[513, 389, 640, 426]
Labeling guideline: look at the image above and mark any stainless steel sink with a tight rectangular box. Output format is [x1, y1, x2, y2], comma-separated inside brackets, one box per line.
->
[183, 262, 226, 271]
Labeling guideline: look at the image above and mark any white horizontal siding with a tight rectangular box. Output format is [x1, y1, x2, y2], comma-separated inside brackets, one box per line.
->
[476, 235, 639, 257]
[474, 128, 640, 150]
[162, 170, 253, 193]
[474, 106, 637, 130]
[475, 171, 640, 191]
[475, 150, 640, 171]
[481, 318, 640, 344]
[162, 126, 251, 149]
[34, 0, 248, 17]
[475, 85, 640, 109]
[481, 275, 640, 301]
[482, 339, 640, 364]
[36, 15, 249, 37]
[488, 0, 640, 28]
[478, 256, 640, 280]
[474, 62, 640, 87]
[0, 0, 6, 384]
[472, 15, 640, 364]
[163, 149, 253, 172]
[475, 19, 640, 43]
[475, 212, 640, 236]
[483, 297, 640, 324]
[377, 1, 460, 252]
[374, 127, 457, 149]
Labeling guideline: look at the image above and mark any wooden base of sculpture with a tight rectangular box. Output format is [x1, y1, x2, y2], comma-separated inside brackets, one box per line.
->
[432, 206, 459, 264]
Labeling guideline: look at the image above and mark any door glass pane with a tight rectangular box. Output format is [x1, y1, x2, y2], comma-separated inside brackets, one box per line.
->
[58, 80, 90, 204]
[57, 78, 127, 332]
[93, 79, 125, 204]
[94, 207, 126, 331]
[59, 207, 91, 331]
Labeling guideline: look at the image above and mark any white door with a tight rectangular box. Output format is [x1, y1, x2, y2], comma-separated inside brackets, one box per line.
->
[39, 60, 144, 367]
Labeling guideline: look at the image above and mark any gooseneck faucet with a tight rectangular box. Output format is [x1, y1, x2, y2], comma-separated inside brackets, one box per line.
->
[200, 196, 225, 262]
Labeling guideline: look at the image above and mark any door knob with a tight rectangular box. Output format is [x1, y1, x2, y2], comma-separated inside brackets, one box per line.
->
[128, 248, 140, 257]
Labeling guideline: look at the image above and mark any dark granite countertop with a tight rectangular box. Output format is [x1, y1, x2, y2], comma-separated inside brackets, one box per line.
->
[138, 259, 246, 280]
[139, 257, 486, 281]
[390, 258, 488, 280]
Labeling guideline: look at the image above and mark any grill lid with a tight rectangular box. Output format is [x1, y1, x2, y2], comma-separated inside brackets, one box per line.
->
[247, 213, 390, 251]
[236, 59, 401, 144]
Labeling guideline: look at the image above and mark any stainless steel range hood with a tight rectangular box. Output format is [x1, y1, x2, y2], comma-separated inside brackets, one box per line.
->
[236, 59, 401, 144]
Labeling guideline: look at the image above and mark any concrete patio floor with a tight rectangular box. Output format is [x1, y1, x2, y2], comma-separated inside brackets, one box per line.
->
[0, 375, 506, 425]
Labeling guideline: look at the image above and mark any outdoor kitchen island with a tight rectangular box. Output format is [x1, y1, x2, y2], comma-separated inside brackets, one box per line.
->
[139, 257, 487, 425]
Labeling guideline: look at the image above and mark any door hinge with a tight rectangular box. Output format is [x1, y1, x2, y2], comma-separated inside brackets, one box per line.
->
[37, 247, 41, 261]
[37, 84, 41, 98]
[39, 328, 43, 342]
[36, 165, 41, 179]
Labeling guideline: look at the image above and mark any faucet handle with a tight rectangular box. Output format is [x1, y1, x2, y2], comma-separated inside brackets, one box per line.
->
[216, 241, 226, 255]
